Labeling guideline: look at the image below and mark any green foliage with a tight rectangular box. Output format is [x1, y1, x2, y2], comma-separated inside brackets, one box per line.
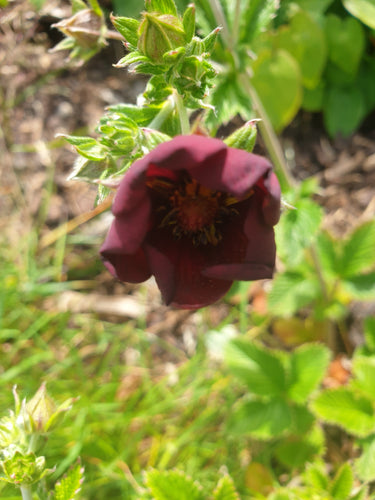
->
[343, 0, 375, 29]
[54, 462, 84, 500]
[143, 469, 204, 500]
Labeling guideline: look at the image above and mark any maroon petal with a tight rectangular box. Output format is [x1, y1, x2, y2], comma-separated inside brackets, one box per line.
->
[101, 246, 151, 283]
[145, 232, 233, 309]
[142, 134, 227, 172]
[100, 216, 152, 281]
[109, 191, 151, 254]
[188, 145, 273, 198]
[203, 194, 276, 281]
[261, 171, 281, 226]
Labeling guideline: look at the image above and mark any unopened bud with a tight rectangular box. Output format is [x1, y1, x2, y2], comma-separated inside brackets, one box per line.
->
[26, 383, 57, 433]
[137, 12, 185, 63]
[224, 120, 259, 153]
[53, 9, 104, 48]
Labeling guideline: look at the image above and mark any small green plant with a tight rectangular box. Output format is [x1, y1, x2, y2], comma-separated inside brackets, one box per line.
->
[0, 385, 80, 500]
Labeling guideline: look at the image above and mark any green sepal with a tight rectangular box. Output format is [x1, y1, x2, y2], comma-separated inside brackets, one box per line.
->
[202, 27, 221, 53]
[110, 15, 140, 47]
[114, 51, 149, 68]
[145, 0, 178, 16]
[183, 4, 196, 43]
[224, 120, 258, 152]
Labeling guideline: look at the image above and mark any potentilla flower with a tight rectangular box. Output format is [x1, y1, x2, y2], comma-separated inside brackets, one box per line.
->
[100, 135, 281, 309]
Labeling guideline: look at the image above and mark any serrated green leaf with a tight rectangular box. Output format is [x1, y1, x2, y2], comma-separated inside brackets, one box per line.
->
[289, 404, 315, 435]
[329, 462, 353, 499]
[312, 387, 375, 437]
[304, 462, 329, 490]
[343, 0, 375, 30]
[276, 198, 323, 267]
[287, 343, 331, 403]
[54, 462, 84, 500]
[61, 135, 107, 161]
[316, 231, 340, 278]
[274, 434, 320, 469]
[267, 271, 321, 317]
[144, 469, 204, 500]
[213, 475, 240, 500]
[68, 156, 107, 183]
[355, 435, 375, 481]
[230, 398, 292, 439]
[251, 49, 302, 132]
[110, 15, 140, 46]
[352, 356, 375, 400]
[114, 51, 150, 68]
[225, 339, 287, 396]
[145, 0, 178, 16]
[340, 220, 375, 278]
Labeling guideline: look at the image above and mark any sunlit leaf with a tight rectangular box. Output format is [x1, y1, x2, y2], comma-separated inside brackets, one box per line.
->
[312, 387, 375, 437]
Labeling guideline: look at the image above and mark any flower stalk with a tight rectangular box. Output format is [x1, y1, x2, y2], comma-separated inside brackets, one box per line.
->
[173, 91, 190, 134]
[20, 485, 33, 500]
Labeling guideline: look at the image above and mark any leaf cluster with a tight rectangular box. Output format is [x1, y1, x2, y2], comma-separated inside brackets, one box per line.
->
[269, 180, 375, 321]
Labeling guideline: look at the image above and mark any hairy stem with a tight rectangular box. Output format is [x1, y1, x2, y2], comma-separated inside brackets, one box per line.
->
[20, 485, 33, 500]
[148, 95, 175, 131]
[239, 72, 296, 192]
[173, 91, 190, 134]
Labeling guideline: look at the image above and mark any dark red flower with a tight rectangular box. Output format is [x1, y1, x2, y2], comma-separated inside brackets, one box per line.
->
[100, 135, 281, 309]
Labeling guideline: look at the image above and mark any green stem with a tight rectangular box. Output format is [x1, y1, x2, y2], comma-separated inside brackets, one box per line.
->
[20, 485, 33, 500]
[148, 96, 174, 131]
[238, 72, 295, 192]
[173, 91, 190, 135]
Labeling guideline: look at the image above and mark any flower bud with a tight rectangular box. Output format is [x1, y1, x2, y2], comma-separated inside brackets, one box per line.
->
[53, 9, 104, 48]
[137, 12, 186, 63]
[224, 120, 259, 153]
[26, 383, 57, 433]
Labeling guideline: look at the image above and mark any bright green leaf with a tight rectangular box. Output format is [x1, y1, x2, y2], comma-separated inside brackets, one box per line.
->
[340, 220, 375, 277]
[343, 0, 375, 30]
[267, 271, 321, 317]
[110, 16, 140, 46]
[355, 435, 375, 481]
[329, 462, 353, 500]
[144, 469, 204, 500]
[342, 273, 375, 300]
[213, 475, 240, 500]
[276, 11, 326, 89]
[251, 49, 302, 132]
[145, 0, 178, 16]
[182, 4, 195, 42]
[312, 387, 375, 437]
[276, 198, 323, 267]
[225, 339, 287, 396]
[288, 343, 331, 403]
[352, 356, 375, 400]
[230, 398, 292, 439]
[54, 462, 84, 500]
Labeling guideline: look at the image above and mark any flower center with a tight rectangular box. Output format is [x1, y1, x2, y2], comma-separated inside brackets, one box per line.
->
[172, 179, 220, 232]
[147, 174, 245, 246]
